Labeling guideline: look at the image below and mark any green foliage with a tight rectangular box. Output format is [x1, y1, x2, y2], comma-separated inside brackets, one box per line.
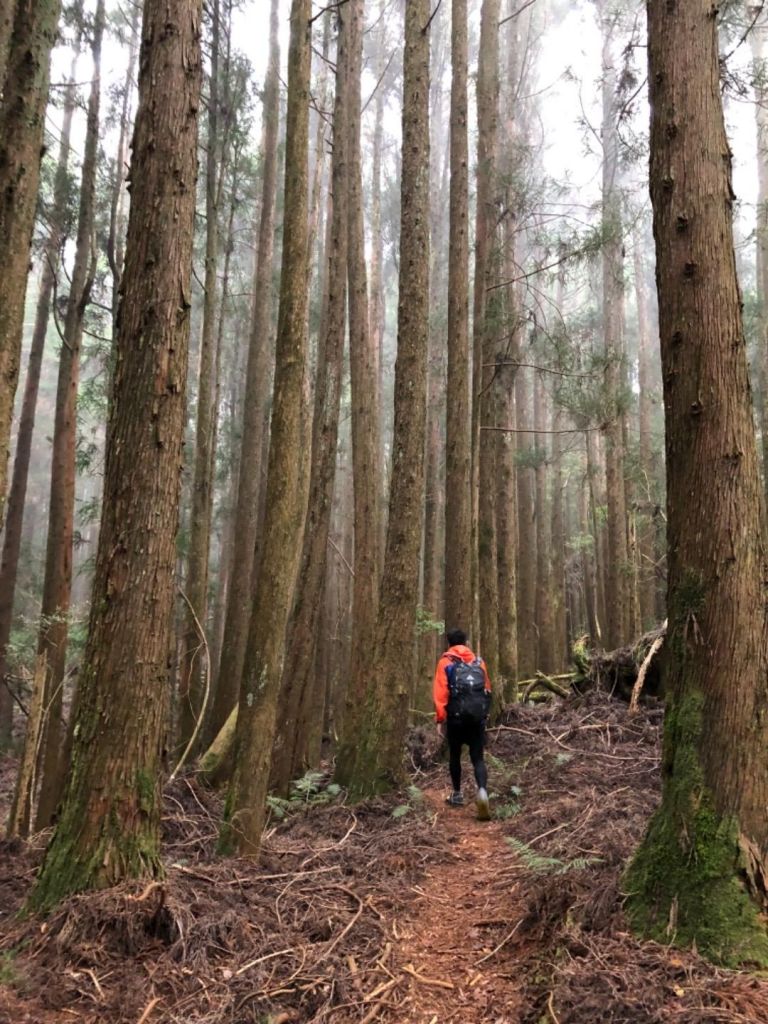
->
[515, 444, 548, 470]
[390, 784, 424, 820]
[265, 771, 343, 820]
[507, 836, 602, 876]
[0, 951, 21, 988]
[415, 607, 444, 637]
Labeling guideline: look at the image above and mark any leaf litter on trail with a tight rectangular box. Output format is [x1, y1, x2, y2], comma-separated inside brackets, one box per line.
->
[1, 695, 768, 1022]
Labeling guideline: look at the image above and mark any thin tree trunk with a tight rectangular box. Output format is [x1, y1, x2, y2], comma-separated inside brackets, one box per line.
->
[551, 403, 567, 669]
[474, 0, 501, 678]
[496, 353, 518, 700]
[444, 0, 472, 633]
[634, 231, 658, 627]
[208, 0, 280, 742]
[338, 0, 430, 798]
[179, 0, 222, 750]
[0, 0, 61, 525]
[271, 17, 348, 795]
[599, 0, 629, 648]
[627, 0, 768, 965]
[106, 1, 141, 327]
[586, 427, 606, 642]
[369, 0, 387, 546]
[344, 0, 381, 722]
[35, 0, 105, 830]
[0, 57, 78, 749]
[221, 0, 311, 856]
[30, 0, 202, 910]
[534, 371, 555, 673]
[516, 365, 537, 674]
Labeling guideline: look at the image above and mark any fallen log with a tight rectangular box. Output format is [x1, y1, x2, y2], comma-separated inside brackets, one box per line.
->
[571, 625, 667, 702]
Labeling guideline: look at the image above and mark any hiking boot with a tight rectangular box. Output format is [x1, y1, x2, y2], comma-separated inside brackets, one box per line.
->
[446, 790, 464, 807]
[476, 787, 490, 821]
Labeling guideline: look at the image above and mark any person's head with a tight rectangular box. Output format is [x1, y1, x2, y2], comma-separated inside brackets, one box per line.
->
[446, 628, 467, 648]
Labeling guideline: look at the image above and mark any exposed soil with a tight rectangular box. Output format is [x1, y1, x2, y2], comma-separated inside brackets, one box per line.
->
[2, 695, 768, 1023]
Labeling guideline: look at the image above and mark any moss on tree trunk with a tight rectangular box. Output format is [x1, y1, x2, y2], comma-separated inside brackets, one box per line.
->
[626, 692, 768, 966]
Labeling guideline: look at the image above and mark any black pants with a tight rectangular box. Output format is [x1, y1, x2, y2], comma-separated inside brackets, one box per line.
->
[447, 718, 487, 791]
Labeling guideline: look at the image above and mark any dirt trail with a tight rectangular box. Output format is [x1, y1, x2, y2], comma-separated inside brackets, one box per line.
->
[386, 786, 525, 1024]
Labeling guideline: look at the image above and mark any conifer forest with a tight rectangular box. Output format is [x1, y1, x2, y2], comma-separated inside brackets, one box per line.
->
[5, 0, 768, 1020]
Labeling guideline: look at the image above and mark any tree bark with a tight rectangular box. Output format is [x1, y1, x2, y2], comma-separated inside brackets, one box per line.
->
[534, 371, 555, 673]
[626, 0, 768, 966]
[271, 13, 348, 796]
[634, 230, 658, 628]
[444, 0, 472, 634]
[551, 403, 568, 670]
[598, 0, 629, 649]
[474, 0, 501, 679]
[337, 0, 430, 798]
[337, 0, 382, 771]
[0, 0, 15, 92]
[178, 0, 223, 750]
[0, 57, 78, 750]
[751, 10, 768, 503]
[30, 0, 202, 910]
[516, 364, 537, 675]
[221, 0, 311, 856]
[208, 0, 281, 742]
[0, 0, 60, 526]
[106, 1, 141, 328]
[34, 0, 106, 830]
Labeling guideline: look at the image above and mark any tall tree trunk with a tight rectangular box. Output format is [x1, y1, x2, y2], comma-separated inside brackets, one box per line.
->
[444, 0, 472, 633]
[0, 0, 60, 525]
[580, 476, 599, 642]
[551, 404, 568, 669]
[271, 15, 349, 796]
[751, 11, 768, 500]
[474, 0, 501, 677]
[586, 426, 607, 642]
[534, 371, 555, 673]
[106, 0, 141, 327]
[599, 0, 629, 648]
[369, 0, 387, 546]
[178, 0, 223, 750]
[634, 231, 658, 628]
[208, 0, 280, 742]
[34, 0, 105, 830]
[221, 0, 311, 856]
[206, 151, 239, 694]
[338, 0, 430, 798]
[626, 0, 768, 966]
[0, 58, 78, 750]
[30, 0, 202, 910]
[337, 0, 382, 777]
[496, 356, 518, 699]
[516, 365, 537, 674]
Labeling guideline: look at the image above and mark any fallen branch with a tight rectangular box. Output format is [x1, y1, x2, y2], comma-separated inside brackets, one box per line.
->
[402, 963, 454, 990]
[522, 672, 572, 702]
[629, 620, 666, 714]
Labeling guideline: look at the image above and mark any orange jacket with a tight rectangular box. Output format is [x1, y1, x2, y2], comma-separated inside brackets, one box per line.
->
[433, 644, 491, 723]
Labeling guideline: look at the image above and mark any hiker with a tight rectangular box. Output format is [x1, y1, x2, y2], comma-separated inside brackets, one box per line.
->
[433, 628, 492, 820]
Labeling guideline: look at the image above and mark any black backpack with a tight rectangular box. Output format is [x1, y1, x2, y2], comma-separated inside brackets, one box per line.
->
[447, 657, 490, 725]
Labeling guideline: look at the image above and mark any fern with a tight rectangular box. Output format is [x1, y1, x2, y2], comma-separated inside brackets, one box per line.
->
[506, 837, 602, 875]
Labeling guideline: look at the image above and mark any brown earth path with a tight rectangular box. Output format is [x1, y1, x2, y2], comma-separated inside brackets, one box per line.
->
[382, 786, 525, 1024]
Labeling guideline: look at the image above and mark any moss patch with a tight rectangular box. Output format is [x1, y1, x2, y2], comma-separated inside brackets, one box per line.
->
[625, 690, 768, 967]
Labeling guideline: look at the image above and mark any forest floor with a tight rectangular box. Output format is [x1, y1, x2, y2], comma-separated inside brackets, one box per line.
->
[3, 694, 768, 1023]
